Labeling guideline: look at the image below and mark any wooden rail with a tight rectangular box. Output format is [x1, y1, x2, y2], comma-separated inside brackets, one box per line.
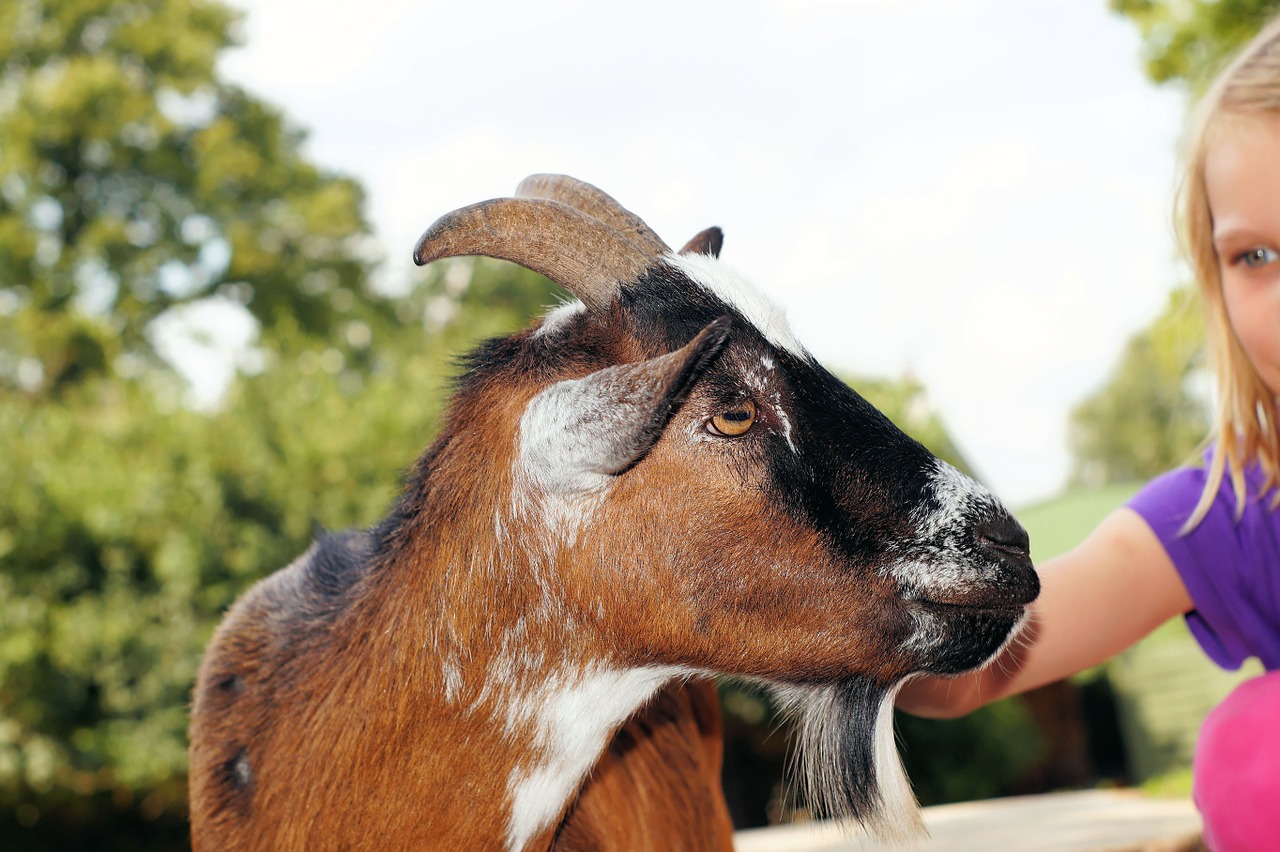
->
[734, 789, 1202, 851]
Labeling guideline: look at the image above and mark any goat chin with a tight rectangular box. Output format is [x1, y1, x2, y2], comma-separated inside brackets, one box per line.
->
[772, 678, 925, 844]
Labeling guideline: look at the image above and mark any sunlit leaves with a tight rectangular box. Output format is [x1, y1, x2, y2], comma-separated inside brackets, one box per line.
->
[0, 0, 383, 395]
[1111, 0, 1280, 91]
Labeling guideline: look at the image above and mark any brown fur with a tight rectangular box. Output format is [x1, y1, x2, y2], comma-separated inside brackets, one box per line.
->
[189, 336, 753, 850]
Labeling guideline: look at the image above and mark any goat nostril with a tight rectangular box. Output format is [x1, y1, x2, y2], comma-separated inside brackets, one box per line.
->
[973, 512, 1038, 606]
[974, 513, 1031, 560]
[978, 533, 1029, 556]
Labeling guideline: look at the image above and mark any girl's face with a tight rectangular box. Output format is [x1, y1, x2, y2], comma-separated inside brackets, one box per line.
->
[1205, 113, 1280, 396]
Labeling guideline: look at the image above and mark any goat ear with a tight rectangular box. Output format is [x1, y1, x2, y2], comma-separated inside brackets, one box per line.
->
[519, 318, 731, 495]
[679, 226, 723, 258]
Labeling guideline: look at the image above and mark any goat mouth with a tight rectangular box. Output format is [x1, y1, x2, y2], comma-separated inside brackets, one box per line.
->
[904, 599, 1028, 676]
[904, 591, 1029, 617]
[912, 599, 1026, 616]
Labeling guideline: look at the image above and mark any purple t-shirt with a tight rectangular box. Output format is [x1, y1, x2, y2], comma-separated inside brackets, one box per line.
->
[1128, 463, 1280, 671]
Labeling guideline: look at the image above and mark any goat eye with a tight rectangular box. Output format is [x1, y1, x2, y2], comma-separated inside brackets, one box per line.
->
[707, 401, 757, 438]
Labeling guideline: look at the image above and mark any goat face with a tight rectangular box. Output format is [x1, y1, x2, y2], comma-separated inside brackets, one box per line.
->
[591, 256, 1036, 683]
[413, 176, 1038, 839]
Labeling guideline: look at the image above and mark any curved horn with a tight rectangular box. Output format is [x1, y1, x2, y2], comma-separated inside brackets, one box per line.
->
[515, 174, 671, 257]
[413, 197, 653, 312]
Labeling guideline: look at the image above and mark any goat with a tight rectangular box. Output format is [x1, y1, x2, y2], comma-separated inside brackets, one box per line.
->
[188, 174, 1039, 851]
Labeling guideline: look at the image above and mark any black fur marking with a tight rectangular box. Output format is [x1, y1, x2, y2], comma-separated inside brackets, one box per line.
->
[217, 674, 244, 695]
[371, 440, 446, 563]
[257, 528, 376, 638]
[451, 296, 621, 392]
[223, 746, 253, 792]
[918, 608, 1025, 675]
[785, 677, 891, 825]
[757, 353, 935, 584]
[300, 529, 373, 609]
[622, 266, 737, 355]
[623, 263, 935, 575]
[827, 677, 887, 821]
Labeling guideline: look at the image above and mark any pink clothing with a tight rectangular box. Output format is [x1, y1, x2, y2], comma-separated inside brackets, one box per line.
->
[1192, 671, 1280, 851]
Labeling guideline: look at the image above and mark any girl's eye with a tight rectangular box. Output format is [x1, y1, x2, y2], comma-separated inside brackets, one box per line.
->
[707, 401, 757, 438]
[1235, 247, 1280, 268]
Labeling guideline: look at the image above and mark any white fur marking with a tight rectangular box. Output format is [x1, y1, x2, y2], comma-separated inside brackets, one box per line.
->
[518, 378, 618, 496]
[504, 666, 688, 851]
[872, 683, 924, 841]
[888, 458, 1001, 596]
[533, 299, 586, 338]
[513, 372, 631, 545]
[441, 657, 463, 702]
[772, 389, 796, 452]
[666, 253, 807, 358]
[919, 459, 992, 540]
[735, 355, 797, 453]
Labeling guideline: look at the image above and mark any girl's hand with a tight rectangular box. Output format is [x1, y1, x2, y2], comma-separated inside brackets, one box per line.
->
[897, 507, 1194, 718]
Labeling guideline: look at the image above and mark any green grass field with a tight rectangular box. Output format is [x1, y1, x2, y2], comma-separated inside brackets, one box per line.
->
[1015, 482, 1143, 563]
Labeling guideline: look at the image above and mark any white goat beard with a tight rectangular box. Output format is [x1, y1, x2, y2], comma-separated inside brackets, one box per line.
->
[773, 678, 925, 843]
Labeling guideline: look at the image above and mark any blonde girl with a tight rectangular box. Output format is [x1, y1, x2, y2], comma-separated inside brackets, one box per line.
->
[898, 15, 1280, 850]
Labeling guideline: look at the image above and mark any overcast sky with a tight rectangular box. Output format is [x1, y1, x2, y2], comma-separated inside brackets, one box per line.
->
[214, 0, 1189, 507]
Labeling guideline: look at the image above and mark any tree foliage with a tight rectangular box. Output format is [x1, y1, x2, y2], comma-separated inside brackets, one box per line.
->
[0, 268, 497, 845]
[1068, 287, 1208, 486]
[0, 0, 412, 844]
[0, 0, 388, 396]
[1111, 0, 1280, 91]
[1072, 2, 1280, 483]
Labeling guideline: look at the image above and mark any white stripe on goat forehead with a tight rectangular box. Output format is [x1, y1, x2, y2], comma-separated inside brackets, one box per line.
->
[665, 252, 807, 358]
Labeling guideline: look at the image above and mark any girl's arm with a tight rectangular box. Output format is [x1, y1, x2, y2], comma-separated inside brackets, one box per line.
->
[897, 507, 1194, 719]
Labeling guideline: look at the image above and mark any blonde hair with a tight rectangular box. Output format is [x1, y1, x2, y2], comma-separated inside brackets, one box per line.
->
[1179, 14, 1280, 529]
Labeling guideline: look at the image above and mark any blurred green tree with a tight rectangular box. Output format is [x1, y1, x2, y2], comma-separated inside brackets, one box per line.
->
[0, 324, 457, 846]
[0, 0, 412, 845]
[1071, 1, 1280, 483]
[1111, 0, 1280, 91]
[1068, 287, 1208, 486]
[0, 0, 388, 396]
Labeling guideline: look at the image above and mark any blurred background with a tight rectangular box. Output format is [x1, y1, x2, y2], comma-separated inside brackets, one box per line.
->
[1, 0, 1276, 847]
